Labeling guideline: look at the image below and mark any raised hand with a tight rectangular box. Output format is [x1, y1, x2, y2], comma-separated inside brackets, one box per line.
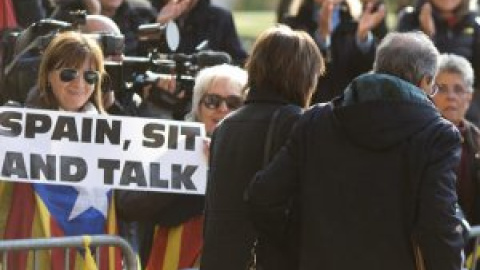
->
[156, 0, 193, 24]
[419, 2, 435, 37]
[316, 0, 335, 41]
[357, 1, 386, 41]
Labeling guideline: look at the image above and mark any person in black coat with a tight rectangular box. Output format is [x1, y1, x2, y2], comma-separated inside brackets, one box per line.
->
[280, 0, 386, 103]
[247, 31, 465, 270]
[152, 0, 247, 65]
[200, 25, 325, 270]
[397, 0, 480, 126]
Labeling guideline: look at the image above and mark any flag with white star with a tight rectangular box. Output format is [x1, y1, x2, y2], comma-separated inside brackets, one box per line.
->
[33, 184, 111, 236]
[1, 182, 122, 269]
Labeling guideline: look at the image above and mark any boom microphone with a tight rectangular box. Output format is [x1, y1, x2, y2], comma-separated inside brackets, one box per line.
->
[195, 51, 232, 67]
[170, 51, 232, 67]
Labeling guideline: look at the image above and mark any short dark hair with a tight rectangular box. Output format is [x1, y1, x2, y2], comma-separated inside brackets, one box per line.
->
[245, 24, 324, 108]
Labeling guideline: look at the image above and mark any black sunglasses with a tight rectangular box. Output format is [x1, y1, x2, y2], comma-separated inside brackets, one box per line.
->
[59, 68, 100, 85]
[201, 93, 243, 110]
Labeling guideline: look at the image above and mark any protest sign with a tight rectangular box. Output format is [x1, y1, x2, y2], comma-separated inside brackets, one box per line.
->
[0, 107, 208, 195]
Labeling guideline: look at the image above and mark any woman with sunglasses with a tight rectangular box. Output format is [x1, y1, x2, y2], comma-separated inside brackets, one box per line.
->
[116, 64, 248, 269]
[28, 31, 105, 112]
[200, 25, 325, 270]
[187, 64, 248, 136]
[0, 31, 120, 269]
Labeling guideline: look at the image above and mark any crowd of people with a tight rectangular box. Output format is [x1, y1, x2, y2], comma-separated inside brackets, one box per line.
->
[0, 0, 480, 270]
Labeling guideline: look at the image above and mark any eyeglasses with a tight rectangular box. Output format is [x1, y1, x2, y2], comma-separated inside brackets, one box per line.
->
[428, 83, 439, 97]
[201, 93, 243, 110]
[436, 84, 470, 96]
[59, 68, 100, 85]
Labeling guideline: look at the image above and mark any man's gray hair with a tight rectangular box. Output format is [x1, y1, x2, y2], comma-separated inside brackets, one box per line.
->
[373, 31, 440, 85]
[438, 53, 474, 92]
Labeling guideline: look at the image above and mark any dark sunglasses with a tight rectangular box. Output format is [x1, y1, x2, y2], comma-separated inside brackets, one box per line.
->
[201, 93, 243, 110]
[59, 68, 100, 85]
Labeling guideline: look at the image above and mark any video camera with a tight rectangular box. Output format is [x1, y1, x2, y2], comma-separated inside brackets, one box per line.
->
[104, 21, 232, 119]
[104, 49, 232, 118]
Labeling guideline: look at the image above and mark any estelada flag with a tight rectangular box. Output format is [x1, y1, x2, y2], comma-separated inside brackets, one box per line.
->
[146, 215, 203, 270]
[0, 182, 122, 270]
[0, 0, 17, 30]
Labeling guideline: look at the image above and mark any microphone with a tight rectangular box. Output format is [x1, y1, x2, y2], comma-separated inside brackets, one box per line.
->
[194, 51, 232, 67]
[169, 51, 232, 67]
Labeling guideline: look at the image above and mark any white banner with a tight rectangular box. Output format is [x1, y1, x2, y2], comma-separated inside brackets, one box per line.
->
[0, 107, 208, 195]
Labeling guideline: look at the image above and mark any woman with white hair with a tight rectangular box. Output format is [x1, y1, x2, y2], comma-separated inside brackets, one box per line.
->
[397, 0, 480, 126]
[116, 63, 247, 269]
[187, 63, 248, 136]
[432, 53, 480, 266]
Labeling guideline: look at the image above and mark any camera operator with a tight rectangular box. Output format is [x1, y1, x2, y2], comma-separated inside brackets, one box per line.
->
[51, 0, 156, 56]
[81, 14, 143, 116]
[152, 0, 248, 65]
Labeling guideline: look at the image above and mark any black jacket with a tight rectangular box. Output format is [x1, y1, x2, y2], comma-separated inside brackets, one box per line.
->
[152, 0, 247, 65]
[200, 88, 303, 270]
[397, 7, 480, 126]
[247, 73, 464, 270]
[460, 121, 480, 226]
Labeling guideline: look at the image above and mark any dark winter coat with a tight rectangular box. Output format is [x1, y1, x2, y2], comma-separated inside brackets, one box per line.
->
[200, 88, 303, 270]
[459, 120, 480, 226]
[247, 73, 465, 270]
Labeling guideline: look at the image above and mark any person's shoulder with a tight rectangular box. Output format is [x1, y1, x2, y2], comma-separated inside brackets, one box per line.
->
[466, 12, 480, 28]
[203, 3, 233, 18]
[396, 5, 419, 27]
[123, 0, 156, 14]
[397, 5, 417, 17]
[207, 4, 230, 13]
[429, 116, 462, 145]
[122, 0, 156, 20]
[306, 102, 332, 116]
[464, 119, 480, 136]
[125, 0, 154, 9]
[294, 102, 332, 127]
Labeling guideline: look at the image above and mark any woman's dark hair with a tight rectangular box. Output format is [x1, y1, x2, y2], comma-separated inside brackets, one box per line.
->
[245, 24, 324, 108]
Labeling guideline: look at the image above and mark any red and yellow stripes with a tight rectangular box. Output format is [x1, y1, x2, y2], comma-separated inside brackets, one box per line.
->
[1, 183, 121, 270]
[146, 215, 204, 270]
[0, 181, 14, 239]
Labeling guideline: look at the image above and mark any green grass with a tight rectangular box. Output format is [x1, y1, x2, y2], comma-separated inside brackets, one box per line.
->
[233, 11, 276, 52]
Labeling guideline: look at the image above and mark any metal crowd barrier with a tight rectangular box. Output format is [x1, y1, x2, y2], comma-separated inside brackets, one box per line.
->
[469, 226, 480, 270]
[0, 235, 137, 270]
